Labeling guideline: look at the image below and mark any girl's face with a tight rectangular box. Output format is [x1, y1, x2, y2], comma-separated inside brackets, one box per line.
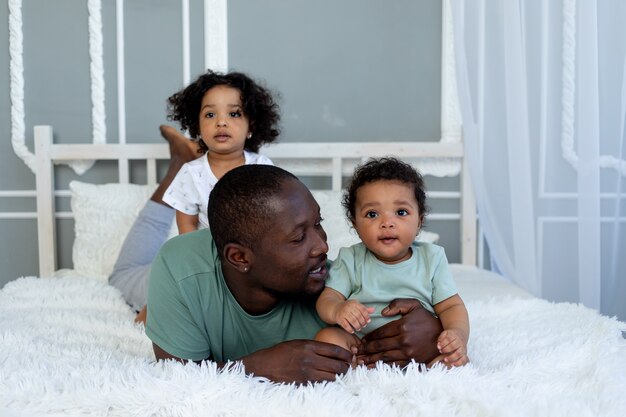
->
[352, 180, 421, 264]
[198, 85, 251, 157]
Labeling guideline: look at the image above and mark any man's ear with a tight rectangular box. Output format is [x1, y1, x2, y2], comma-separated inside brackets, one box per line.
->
[223, 243, 253, 273]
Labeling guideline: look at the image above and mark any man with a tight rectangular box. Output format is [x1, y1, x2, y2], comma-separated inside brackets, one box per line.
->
[145, 164, 442, 383]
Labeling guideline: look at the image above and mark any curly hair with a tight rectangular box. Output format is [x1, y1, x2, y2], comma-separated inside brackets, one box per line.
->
[166, 69, 281, 153]
[343, 157, 429, 225]
[208, 164, 299, 257]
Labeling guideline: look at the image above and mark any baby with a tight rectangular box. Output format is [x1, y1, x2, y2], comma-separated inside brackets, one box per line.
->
[315, 157, 470, 367]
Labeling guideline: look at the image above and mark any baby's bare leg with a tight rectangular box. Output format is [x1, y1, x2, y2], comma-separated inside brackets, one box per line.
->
[427, 354, 449, 368]
[315, 327, 361, 353]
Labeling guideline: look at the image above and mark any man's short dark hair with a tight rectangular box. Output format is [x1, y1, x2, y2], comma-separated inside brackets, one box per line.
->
[208, 165, 298, 257]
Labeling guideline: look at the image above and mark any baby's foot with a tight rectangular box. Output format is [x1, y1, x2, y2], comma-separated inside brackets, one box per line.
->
[159, 125, 200, 164]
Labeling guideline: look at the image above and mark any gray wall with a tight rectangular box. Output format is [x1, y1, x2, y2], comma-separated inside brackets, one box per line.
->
[0, 1, 448, 287]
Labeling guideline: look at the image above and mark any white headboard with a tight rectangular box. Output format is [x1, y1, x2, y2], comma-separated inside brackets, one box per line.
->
[34, 125, 476, 277]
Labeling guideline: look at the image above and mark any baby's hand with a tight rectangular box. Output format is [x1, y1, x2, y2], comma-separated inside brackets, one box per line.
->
[437, 329, 469, 367]
[334, 301, 375, 334]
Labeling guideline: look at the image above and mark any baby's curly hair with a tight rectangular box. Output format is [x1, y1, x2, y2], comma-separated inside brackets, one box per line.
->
[343, 157, 429, 225]
[166, 69, 281, 153]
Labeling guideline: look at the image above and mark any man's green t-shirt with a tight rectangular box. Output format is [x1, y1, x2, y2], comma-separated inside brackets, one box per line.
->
[145, 229, 326, 362]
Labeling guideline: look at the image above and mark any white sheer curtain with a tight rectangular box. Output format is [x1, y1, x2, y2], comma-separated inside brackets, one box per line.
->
[450, 0, 626, 321]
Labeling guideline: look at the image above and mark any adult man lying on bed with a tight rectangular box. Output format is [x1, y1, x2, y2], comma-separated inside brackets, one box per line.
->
[145, 164, 443, 384]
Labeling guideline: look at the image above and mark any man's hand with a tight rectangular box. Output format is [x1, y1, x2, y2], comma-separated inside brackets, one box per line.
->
[154, 339, 352, 384]
[241, 339, 353, 384]
[356, 298, 442, 367]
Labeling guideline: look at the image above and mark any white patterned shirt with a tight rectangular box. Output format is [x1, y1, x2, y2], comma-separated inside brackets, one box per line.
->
[163, 151, 273, 230]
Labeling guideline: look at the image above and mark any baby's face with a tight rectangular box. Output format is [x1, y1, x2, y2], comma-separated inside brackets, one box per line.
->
[352, 180, 421, 264]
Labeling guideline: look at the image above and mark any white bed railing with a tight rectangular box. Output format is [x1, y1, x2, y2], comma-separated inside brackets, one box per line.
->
[34, 125, 476, 277]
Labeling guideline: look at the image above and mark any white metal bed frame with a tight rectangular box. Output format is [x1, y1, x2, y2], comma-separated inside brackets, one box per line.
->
[34, 125, 476, 277]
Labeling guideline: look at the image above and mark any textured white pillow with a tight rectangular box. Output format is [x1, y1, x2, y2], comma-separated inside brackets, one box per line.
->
[310, 190, 439, 260]
[310, 190, 360, 260]
[70, 181, 158, 280]
[69, 183, 440, 280]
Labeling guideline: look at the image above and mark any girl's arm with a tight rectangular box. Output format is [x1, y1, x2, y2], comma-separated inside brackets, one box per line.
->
[175, 211, 199, 234]
[316, 287, 373, 333]
[433, 294, 470, 366]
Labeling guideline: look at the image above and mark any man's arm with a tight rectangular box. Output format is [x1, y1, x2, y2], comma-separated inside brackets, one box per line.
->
[153, 342, 187, 363]
[239, 340, 353, 384]
[153, 340, 353, 384]
[356, 298, 442, 367]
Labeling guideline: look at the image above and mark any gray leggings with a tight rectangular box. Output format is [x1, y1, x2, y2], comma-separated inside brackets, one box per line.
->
[108, 200, 174, 311]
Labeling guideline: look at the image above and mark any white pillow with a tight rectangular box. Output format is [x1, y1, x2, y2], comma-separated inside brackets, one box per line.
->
[69, 183, 440, 280]
[70, 181, 159, 280]
[311, 190, 360, 260]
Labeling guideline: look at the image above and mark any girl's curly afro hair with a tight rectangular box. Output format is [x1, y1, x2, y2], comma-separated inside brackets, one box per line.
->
[167, 70, 281, 153]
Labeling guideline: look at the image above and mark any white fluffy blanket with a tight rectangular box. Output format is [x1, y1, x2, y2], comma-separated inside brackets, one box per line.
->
[1, 276, 625, 417]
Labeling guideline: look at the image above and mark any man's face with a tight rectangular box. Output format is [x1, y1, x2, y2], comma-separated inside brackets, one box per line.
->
[250, 180, 329, 297]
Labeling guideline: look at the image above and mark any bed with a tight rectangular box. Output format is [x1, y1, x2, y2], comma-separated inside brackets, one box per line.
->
[1, 126, 625, 417]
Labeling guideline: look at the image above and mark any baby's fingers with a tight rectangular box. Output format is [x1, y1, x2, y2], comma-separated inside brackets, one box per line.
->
[446, 353, 469, 367]
[354, 305, 373, 324]
[338, 313, 368, 333]
[337, 317, 357, 333]
[442, 347, 464, 364]
[437, 333, 460, 353]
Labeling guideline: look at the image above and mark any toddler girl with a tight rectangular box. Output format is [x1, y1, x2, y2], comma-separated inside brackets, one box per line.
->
[163, 70, 280, 233]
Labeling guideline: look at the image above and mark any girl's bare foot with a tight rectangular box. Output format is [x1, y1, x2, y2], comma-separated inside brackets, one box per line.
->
[151, 125, 202, 204]
[159, 125, 201, 162]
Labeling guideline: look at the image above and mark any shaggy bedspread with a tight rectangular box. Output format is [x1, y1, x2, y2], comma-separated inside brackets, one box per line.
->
[1, 276, 625, 417]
